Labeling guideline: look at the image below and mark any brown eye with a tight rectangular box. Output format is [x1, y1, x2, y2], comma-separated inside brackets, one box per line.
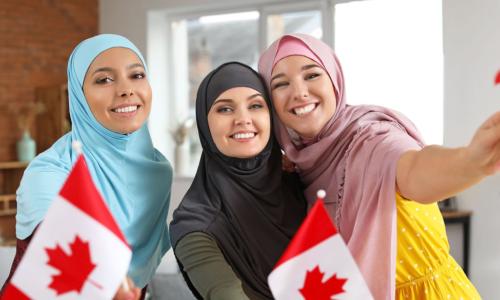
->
[272, 81, 288, 90]
[305, 73, 320, 80]
[249, 103, 263, 110]
[132, 72, 146, 79]
[216, 106, 233, 113]
[95, 76, 113, 84]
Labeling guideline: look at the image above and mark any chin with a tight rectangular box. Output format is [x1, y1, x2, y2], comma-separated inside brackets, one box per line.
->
[114, 125, 142, 135]
[232, 150, 261, 159]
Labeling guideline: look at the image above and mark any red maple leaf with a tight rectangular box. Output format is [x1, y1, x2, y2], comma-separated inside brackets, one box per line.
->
[45, 235, 97, 295]
[299, 265, 347, 300]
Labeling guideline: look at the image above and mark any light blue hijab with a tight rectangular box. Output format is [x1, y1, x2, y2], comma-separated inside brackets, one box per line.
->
[16, 34, 173, 288]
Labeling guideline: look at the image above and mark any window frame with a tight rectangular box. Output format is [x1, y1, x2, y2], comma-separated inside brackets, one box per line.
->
[148, 0, 334, 166]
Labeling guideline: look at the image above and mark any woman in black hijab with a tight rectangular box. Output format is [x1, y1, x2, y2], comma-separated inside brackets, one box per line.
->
[169, 62, 306, 300]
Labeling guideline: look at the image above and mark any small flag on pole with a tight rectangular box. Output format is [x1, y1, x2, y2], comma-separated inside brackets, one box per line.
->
[268, 190, 373, 300]
[2, 142, 131, 299]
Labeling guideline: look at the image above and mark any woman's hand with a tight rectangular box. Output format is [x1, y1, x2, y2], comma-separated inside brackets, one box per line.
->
[465, 111, 500, 176]
[113, 277, 141, 300]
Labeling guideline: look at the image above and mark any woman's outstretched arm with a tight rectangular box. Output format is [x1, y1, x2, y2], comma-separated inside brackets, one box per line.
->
[397, 111, 500, 203]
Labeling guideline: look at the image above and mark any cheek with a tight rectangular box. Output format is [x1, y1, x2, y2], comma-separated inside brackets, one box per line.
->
[272, 95, 288, 117]
[137, 83, 153, 104]
[85, 92, 108, 118]
[272, 102, 291, 124]
[208, 116, 227, 144]
[264, 114, 272, 135]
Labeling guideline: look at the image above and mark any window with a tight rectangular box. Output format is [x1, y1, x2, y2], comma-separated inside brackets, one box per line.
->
[155, 3, 325, 175]
[267, 10, 323, 44]
[335, 0, 443, 145]
[148, 0, 443, 175]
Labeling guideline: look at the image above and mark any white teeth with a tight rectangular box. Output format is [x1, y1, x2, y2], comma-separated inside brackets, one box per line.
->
[114, 105, 138, 113]
[233, 132, 255, 139]
[293, 103, 315, 115]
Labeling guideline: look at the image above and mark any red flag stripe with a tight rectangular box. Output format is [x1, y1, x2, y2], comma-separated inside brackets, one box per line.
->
[1, 283, 30, 300]
[274, 200, 337, 268]
[59, 155, 129, 247]
[496, 70, 500, 85]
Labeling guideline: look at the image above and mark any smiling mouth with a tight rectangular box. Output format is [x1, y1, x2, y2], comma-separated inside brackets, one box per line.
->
[230, 132, 257, 140]
[111, 105, 140, 113]
[292, 103, 317, 116]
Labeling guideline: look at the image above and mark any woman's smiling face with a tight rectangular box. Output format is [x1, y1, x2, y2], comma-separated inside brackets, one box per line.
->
[207, 87, 270, 158]
[83, 47, 151, 134]
[270, 55, 336, 138]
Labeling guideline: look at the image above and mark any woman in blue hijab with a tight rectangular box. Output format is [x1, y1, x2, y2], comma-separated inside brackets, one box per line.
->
[1, 34, 172, 298]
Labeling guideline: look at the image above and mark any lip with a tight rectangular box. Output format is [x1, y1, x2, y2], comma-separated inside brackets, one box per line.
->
[289, 102, 319, 116]
[110, 102, 141, 111]
[229, 130, 258, 142]
[110, 103, 141, 118]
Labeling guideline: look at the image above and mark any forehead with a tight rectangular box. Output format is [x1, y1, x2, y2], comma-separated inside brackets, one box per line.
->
[215, 86, 261, 100]
[88, 47, 142, 70]
[272, 55, 320, 75]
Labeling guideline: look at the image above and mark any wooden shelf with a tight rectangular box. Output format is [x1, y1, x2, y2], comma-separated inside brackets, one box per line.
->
[441, 210, 472, 220]
[0, 161, 29, 170]
[0, 194, 17, 216]
[0, 239, 16, 247]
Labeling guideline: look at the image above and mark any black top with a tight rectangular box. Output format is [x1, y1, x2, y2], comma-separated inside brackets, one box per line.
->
[169, 62, 306, 299]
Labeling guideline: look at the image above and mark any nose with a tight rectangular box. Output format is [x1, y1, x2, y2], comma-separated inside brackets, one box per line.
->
[117, 80, 134, 97]
[291, 80, 309, 101]
[119, 88, 133, 97]
[234, 109, 252, 126]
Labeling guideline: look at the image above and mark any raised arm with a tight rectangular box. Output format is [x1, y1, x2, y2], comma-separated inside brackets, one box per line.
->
[397, 111, 500, 203]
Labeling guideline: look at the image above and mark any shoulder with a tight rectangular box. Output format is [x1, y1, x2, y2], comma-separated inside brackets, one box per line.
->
[25, 136, 72, 174]
[352, 120, 422, 148]
[17, 135, 73, 198]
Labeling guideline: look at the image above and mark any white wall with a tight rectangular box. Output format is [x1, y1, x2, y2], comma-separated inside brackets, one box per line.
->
[443, 0, 500, 297]
[101, 0, 500, 297]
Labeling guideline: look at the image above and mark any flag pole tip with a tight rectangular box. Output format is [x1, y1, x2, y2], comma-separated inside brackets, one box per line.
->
[72, 140, 83, 155]
[317, 189, 326, 199]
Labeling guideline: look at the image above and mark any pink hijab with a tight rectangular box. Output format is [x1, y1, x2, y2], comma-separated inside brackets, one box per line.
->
[258, 33, 425, 300]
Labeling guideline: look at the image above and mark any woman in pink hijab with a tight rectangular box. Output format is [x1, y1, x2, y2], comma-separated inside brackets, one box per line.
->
[258, 34, 495, 299]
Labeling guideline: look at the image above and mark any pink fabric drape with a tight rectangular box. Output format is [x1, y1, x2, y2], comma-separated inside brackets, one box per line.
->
[258, 33, 425, 300]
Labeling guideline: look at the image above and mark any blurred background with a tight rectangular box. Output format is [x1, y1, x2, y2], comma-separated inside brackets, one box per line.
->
[0, 0, 499, 298]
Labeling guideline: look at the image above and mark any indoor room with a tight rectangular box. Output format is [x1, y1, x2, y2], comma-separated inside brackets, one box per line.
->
[1, 0, 499, 299]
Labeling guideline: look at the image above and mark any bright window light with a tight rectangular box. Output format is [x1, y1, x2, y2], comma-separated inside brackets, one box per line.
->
[199, 11, 259, 24]
[335, 0, 443, 145]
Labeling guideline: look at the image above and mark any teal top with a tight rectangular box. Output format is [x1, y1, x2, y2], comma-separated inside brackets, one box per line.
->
[15, 34, 173, 288]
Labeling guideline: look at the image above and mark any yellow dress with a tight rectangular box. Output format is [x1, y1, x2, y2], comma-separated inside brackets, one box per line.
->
[395, 194, 481, 299]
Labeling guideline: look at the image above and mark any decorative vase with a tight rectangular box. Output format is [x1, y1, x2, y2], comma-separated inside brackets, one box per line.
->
[17, 130, 36, 162]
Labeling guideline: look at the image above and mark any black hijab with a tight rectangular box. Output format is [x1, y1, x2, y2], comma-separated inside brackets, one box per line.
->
[169, 62, 306, 299]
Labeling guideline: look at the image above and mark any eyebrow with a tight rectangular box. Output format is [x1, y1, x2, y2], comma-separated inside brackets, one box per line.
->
[247, 93, 263, 100]
[212, 98, 233, 105]
[91, 63, 145, 75]
[270, 64, 322, 83]
[213, 93, 263, 104]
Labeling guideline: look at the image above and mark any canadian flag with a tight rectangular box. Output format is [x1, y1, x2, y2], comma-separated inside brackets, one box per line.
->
[268, 191, 373, 300]
[2, 153, 131, 300]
